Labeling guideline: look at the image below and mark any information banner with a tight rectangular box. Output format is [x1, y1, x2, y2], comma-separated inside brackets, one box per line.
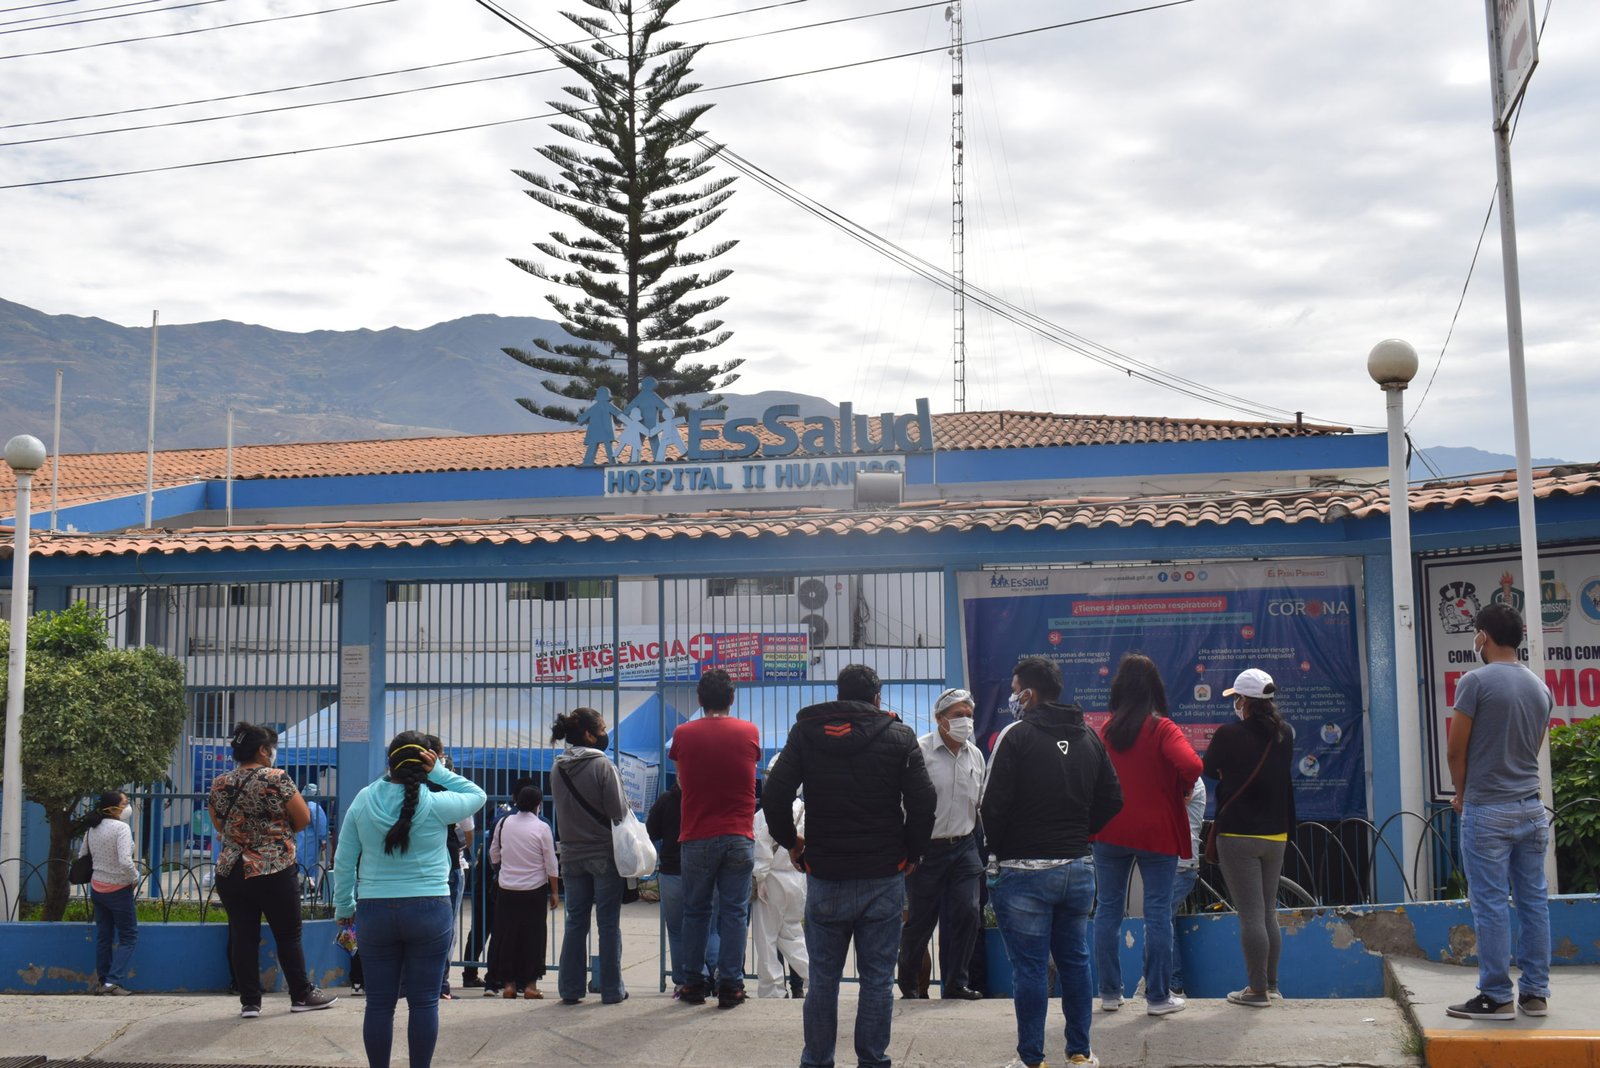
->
[958, 558, 1367, 820]
[531, 626, 810, 683]
[1420, 544, 1600, 800]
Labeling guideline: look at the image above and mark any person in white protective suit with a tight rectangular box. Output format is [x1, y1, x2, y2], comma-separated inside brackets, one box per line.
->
[752, 754, 809, 998]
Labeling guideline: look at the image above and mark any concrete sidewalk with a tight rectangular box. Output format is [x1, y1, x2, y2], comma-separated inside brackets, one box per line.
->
[0, 904, 1422, 1068]
[1387, 957, 1600, 1068]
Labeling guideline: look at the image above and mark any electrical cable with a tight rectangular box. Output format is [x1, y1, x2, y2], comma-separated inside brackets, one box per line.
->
[0, 0, 161, 14]
[0, 1, 949, 147]
[483, 0, 1368, 425]
[0, 0, 817, 130]
[0, 0, 394, 60]
[1, 0, 240, 33]
[1405, 0, 1555, 431]
[0, 0, 1204, 186]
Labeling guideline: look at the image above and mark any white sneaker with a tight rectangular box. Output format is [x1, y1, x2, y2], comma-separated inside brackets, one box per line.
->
[1268, 985, 1284, 1000]
[1099, 994, 1123, 1012]
[1147, 995, 1186, 1016]
[1067, 1054, 1100, 1067]
[1000, 1058, 1044, 1068]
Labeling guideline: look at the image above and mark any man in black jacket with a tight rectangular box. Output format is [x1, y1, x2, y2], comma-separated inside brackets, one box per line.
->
[764, 664, 937, 1068]
[981, 656, 1122, 1068]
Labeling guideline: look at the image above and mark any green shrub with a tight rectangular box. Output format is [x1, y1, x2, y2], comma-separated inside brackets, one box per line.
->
[1550, 716, 1600, 893]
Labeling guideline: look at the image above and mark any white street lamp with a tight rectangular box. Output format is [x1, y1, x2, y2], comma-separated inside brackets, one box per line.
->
[3, 433, 47, 906]
[1367, 341, 1426, 900]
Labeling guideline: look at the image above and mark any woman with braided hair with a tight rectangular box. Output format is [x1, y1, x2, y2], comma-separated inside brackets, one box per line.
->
[334, 731, 485, 1068]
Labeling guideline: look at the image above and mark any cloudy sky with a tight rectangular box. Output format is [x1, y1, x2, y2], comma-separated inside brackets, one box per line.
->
[3, 0, 1596, 462]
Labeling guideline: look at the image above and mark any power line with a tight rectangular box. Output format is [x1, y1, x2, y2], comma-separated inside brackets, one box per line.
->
[1, 0, 1202, 185]
[1, 0, 239, 33]
[479, 0, 1368, 428]
[0, 0, 161, 14]
[0, 0, 394, 60]
[0, 1, 950, 147]
[1406, 0, 1555, 431]
[0, 0, 817, 130]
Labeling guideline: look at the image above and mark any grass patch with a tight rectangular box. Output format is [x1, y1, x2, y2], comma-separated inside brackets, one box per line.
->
[16, 899, 332, 923]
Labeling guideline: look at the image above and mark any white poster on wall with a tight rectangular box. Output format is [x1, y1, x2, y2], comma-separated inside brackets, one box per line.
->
[1420, 544, 1600, 800]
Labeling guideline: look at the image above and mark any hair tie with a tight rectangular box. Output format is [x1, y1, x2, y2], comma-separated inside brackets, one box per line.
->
[394, 757, 426, 767]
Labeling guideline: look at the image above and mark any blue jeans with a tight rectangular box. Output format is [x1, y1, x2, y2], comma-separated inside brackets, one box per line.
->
[659, 872, 721, 988]
[1091, 842, 1178, 1003]
[803, 873, 904, 1068]
[559, 856, 626, 1002]
[357, 896, 453, 1068]
[1169, 866, 1199, 992]
[680, 835, 753, 992]
[991, 859, 1096, 1066]
[90, 885, 138, 987]
[1461, 797, 1551, 1002]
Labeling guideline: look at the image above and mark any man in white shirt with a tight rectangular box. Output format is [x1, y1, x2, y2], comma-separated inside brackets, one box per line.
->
[897, 687, 986, 1000]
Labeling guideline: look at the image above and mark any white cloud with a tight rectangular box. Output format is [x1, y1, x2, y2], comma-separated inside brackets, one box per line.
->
[2, 0, 1596, 461]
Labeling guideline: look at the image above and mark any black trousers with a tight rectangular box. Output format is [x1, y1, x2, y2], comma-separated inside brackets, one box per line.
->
[487, 885, 550, 986]
[897, 835, 983, 992]
[215, 864, 311, 1004]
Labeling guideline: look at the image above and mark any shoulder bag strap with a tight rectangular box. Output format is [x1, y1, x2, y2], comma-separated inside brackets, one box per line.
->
[558, 763, 612, 826]
[215, 767, 266, 827]
[1213, 734, 1275, 824]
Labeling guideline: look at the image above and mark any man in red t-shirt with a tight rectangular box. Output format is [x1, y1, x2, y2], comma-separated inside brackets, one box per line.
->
[669, 667, 761, 1008]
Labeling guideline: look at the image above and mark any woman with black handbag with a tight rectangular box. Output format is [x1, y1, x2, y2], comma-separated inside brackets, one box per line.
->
[81, 791, 138, 995]
[1202, 669, 1296, 1008]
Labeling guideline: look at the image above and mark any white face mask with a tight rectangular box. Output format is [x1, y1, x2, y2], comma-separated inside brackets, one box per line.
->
[119, 805, 134, 825]
[943, 716, 975, 743]
[1007, 692, 1024, 719]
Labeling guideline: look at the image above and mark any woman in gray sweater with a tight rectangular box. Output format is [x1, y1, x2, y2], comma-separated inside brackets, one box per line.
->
[81, 790, 139, 995]
[550, 707, 629, 1005]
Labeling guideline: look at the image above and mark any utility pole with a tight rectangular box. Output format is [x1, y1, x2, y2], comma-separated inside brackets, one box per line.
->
[947, 1, 966, 413]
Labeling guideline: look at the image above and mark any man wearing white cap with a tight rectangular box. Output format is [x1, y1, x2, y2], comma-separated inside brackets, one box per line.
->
[896, 687, 987, 1000]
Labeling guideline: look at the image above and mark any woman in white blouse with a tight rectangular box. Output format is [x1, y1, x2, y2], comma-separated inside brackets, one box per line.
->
[487, 784, 561, 999]
[81, 790, 139, 995]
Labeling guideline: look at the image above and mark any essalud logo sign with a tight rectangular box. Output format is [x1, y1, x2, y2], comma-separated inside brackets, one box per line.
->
[576, 378, 934, 467]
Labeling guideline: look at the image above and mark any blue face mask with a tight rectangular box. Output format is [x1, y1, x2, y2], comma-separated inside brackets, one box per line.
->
[1007, 693, 1024, 719]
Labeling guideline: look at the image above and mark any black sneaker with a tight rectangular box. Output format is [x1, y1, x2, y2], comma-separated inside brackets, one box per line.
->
[679, 983, 708, 1006]
[239, 1004, 262, 1019]
[462, 969, 483, 988]
[1518, 994, 1549, 1017]
[717, 986, 748, 1010]
[351, 984, 364, 997]
[1445, 993, 1514, 1020]
[291, 988, 339, 1013]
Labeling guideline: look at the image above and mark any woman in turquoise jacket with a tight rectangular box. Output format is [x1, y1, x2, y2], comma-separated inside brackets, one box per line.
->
[335, 732, 485, 1068]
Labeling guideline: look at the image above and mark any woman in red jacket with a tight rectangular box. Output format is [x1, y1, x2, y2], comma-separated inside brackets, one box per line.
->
[1091, 654, 1204, 1017]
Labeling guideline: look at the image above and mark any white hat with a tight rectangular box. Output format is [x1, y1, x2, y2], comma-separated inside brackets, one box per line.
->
[1223, 668, 1276, 699]
[934, 688, 974, 716]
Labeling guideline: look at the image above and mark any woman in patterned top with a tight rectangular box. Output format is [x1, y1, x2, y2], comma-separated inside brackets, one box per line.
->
[208, 722, 337, 1018]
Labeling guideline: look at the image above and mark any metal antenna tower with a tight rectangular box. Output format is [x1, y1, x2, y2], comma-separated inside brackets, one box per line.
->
[947, 1, 966, 412]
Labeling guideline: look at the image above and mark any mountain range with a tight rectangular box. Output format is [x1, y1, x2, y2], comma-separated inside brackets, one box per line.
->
[0, 298, 1564, 478]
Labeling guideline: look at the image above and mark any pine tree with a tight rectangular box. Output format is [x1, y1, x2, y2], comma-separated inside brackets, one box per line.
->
[506, 0, 741, 422]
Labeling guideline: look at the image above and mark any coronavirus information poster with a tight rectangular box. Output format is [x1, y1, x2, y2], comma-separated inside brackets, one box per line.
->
[958, 558, 1367, 820]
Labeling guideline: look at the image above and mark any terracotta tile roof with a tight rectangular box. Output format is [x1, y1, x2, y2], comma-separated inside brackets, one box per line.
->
[14, 465, 1596, 562]
[0, 411, 1348, 517]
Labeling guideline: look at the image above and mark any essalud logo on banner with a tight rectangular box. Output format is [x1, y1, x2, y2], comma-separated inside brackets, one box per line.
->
[575, 378, 934, 467]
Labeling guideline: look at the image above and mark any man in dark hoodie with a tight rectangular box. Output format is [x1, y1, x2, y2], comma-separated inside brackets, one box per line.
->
[981, 656, 1122, 1068]
[763, 664, 937, 1068]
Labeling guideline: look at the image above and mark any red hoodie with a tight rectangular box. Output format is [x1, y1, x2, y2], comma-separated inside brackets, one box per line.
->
[1092, 715, 1203, 857]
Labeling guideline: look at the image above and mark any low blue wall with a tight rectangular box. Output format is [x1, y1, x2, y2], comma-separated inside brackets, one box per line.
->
[984, 895, 1600, 1000]
[0, 918, 350, 994]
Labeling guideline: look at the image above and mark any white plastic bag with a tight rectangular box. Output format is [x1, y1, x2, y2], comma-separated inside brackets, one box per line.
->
[611, 810, 658, 879]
